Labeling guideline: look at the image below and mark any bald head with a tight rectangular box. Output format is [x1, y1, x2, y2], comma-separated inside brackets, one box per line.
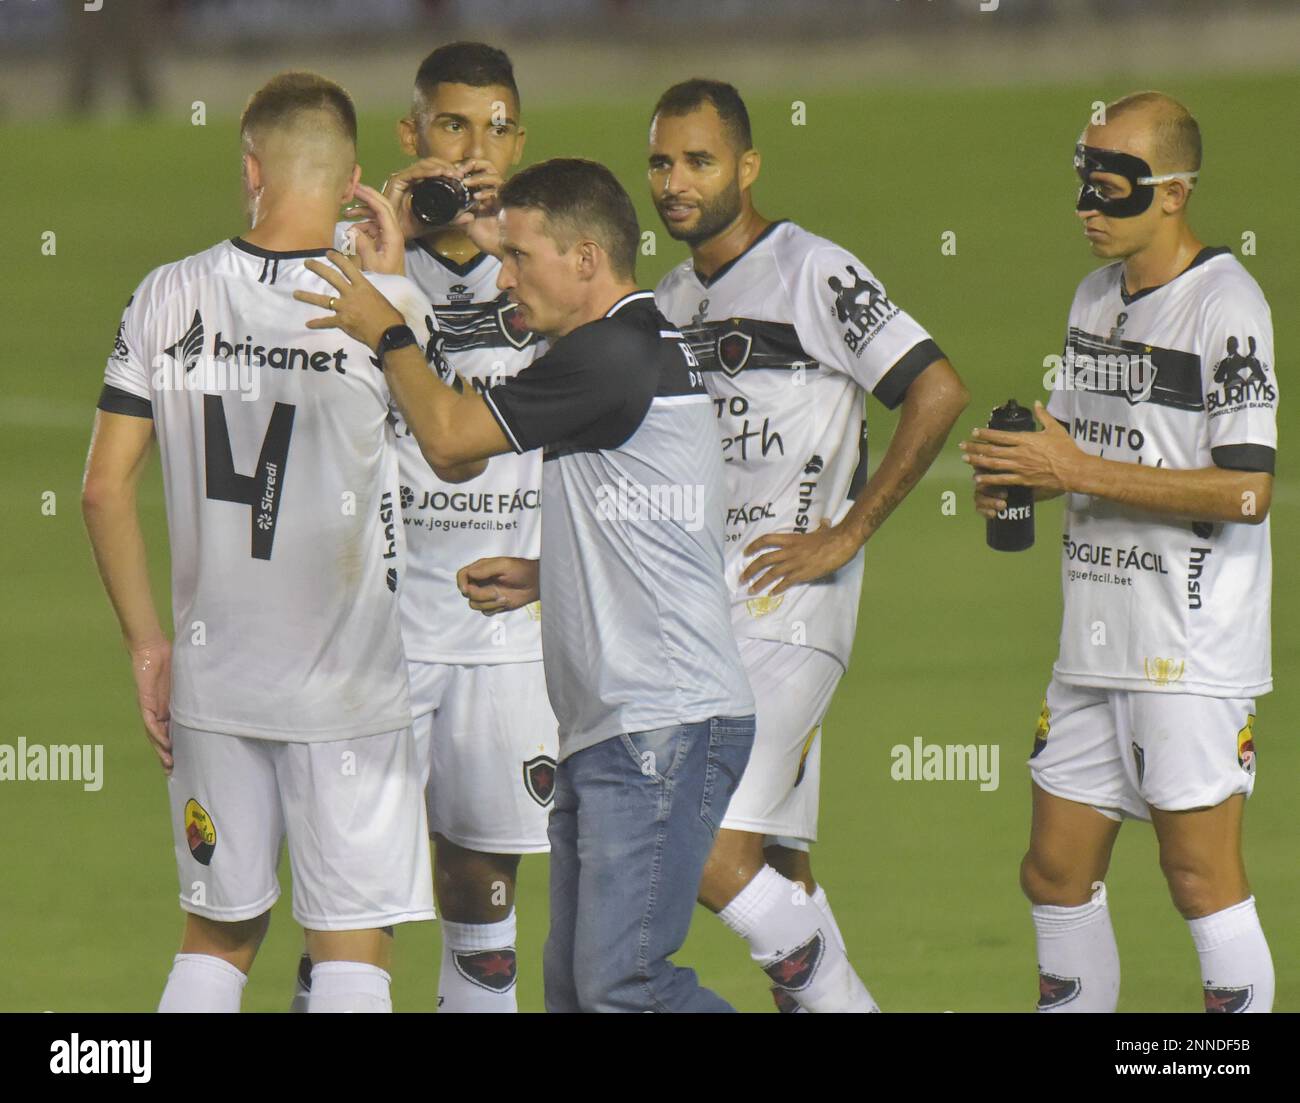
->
[240, 72, 358, 193]
[1086, 91, 1201, 176]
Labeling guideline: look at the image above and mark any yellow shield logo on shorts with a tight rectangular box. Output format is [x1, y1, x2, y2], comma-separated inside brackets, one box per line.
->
[1030, 699, 1050, 759]
[184, 798, 216, 866]
[1236, 714, 1256, 775]
[525, 601, 541, 622]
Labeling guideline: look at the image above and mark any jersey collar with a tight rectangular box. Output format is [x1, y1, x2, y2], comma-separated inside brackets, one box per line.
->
[229, 237, 331, 260]
[604, 290, 655, 317]
[1119, 245, 1232, 306]
[693, 219, 787, 289]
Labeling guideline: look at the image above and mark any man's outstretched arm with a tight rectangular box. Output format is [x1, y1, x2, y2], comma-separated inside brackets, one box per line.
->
[295, 250, 512, 473]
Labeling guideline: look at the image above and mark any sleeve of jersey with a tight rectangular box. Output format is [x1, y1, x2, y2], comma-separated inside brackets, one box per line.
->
[788, 245, 945, 409]
[98, 286, 154, 419]
[1200, 285, 1278, 474]
[482, 324, 654, 454]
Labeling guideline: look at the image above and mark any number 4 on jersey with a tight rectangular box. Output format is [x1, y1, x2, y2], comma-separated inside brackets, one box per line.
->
[203, 394, 295, 560]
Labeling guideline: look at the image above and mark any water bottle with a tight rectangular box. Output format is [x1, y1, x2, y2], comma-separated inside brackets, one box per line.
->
[985, 399, 1035, 552]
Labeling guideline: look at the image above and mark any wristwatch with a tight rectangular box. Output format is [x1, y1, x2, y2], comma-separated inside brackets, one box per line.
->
[375, 324, 419, 367]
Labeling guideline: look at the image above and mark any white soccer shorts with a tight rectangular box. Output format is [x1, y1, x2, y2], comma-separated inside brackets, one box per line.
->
[166, 722, 436, 931]
[408, 659, 558, 854]
[720, 637, 844, 844]
[1028, 675, 1258, 821]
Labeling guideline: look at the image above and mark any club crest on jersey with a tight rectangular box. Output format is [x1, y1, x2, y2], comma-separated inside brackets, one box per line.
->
[164, 310, 205, 373]
[522, 754, 556, 807]
[1030, 699, 1050, 758]
[453, 949, 518, 992]
[828, 264, 896, 358]
[763, 931, 825, 992]
[1207, 335, 1274, 414]
[1204, 984, 1253, 1013]
[1236, 714, 1256, 774]
[1037, 970, 1081, 1009]
[183, 798, 216, 866]
[716, 327, 754, 376]
[496, 301, 534, 350]
[447, 283, 473, 305]
[1143, 657, 1185, 687]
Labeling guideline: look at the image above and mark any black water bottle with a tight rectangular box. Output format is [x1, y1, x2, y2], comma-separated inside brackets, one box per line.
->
[985, 399, 1035, 552]
[409, 176, 472, 228]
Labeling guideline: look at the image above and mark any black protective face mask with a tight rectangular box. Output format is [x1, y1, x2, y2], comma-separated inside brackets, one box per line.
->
[1074, 143, 1197, 218]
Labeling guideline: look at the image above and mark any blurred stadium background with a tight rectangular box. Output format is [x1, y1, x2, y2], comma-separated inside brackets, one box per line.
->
[1, 0, 1295, 1012]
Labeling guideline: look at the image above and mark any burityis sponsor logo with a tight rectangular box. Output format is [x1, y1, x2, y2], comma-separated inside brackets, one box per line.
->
[828, 265, 898, 358]
[1206, 335, 1274, 416]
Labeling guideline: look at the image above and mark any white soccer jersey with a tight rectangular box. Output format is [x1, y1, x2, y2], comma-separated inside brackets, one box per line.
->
[337, 227, 545, 664]
[655, 221, 943, 667]
[1044, 247, 1276, 697]
[100, 237, 432, 741]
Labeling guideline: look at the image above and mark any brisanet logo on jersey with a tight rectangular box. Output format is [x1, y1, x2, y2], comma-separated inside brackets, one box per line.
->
[594, 477, 706, 532]
[50, 1034, 150, 1084]
[0, 739, 103, 791]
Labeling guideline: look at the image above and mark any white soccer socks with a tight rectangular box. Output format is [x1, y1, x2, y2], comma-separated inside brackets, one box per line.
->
[158, 953, 247, 1013]
[306, 961, 392, 1013]
[438, 910, 519, 1012]
[719, 865, 878, 1012]
[1187, 896, 1273, 1013]
[289, 951, 312, 1014]
[1031, 897, 1120, 1012]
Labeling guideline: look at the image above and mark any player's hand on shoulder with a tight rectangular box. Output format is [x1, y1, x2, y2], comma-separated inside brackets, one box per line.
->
[382, 156, 464, 242]
[456, 556, 540, 615]
[296, 251, 405, 352]
[343, 183, 406, 277]
[130, 639, 173, 774]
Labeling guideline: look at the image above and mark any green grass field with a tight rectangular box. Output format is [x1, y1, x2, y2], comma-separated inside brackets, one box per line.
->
[1, 71, 1295, 1012]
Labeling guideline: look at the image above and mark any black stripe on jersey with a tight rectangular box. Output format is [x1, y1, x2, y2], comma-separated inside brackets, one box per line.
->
[1066, 328, 1203, 412]
[874, 338, 945, 410]
[1212, 443, 1276, 475]
[257, 257, 270, 283]
[846, 416, 870, 500]
[678, 317, 820, 378]
[431, 293, 539, 353]
[97, 383, 152, 418]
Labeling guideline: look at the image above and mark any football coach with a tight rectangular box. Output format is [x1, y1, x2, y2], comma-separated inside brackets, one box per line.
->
[296, 157, 756, 1012]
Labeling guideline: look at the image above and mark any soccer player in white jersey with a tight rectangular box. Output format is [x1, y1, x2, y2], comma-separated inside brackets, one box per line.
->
[81, 73, 437, 1013]
[964, 92, 1277, 1013]
[650, 80, 971, 1012]
[292, 42, 555, 1014]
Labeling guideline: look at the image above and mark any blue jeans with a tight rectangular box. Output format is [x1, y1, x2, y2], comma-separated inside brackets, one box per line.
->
[543, 714, 756, 1012]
